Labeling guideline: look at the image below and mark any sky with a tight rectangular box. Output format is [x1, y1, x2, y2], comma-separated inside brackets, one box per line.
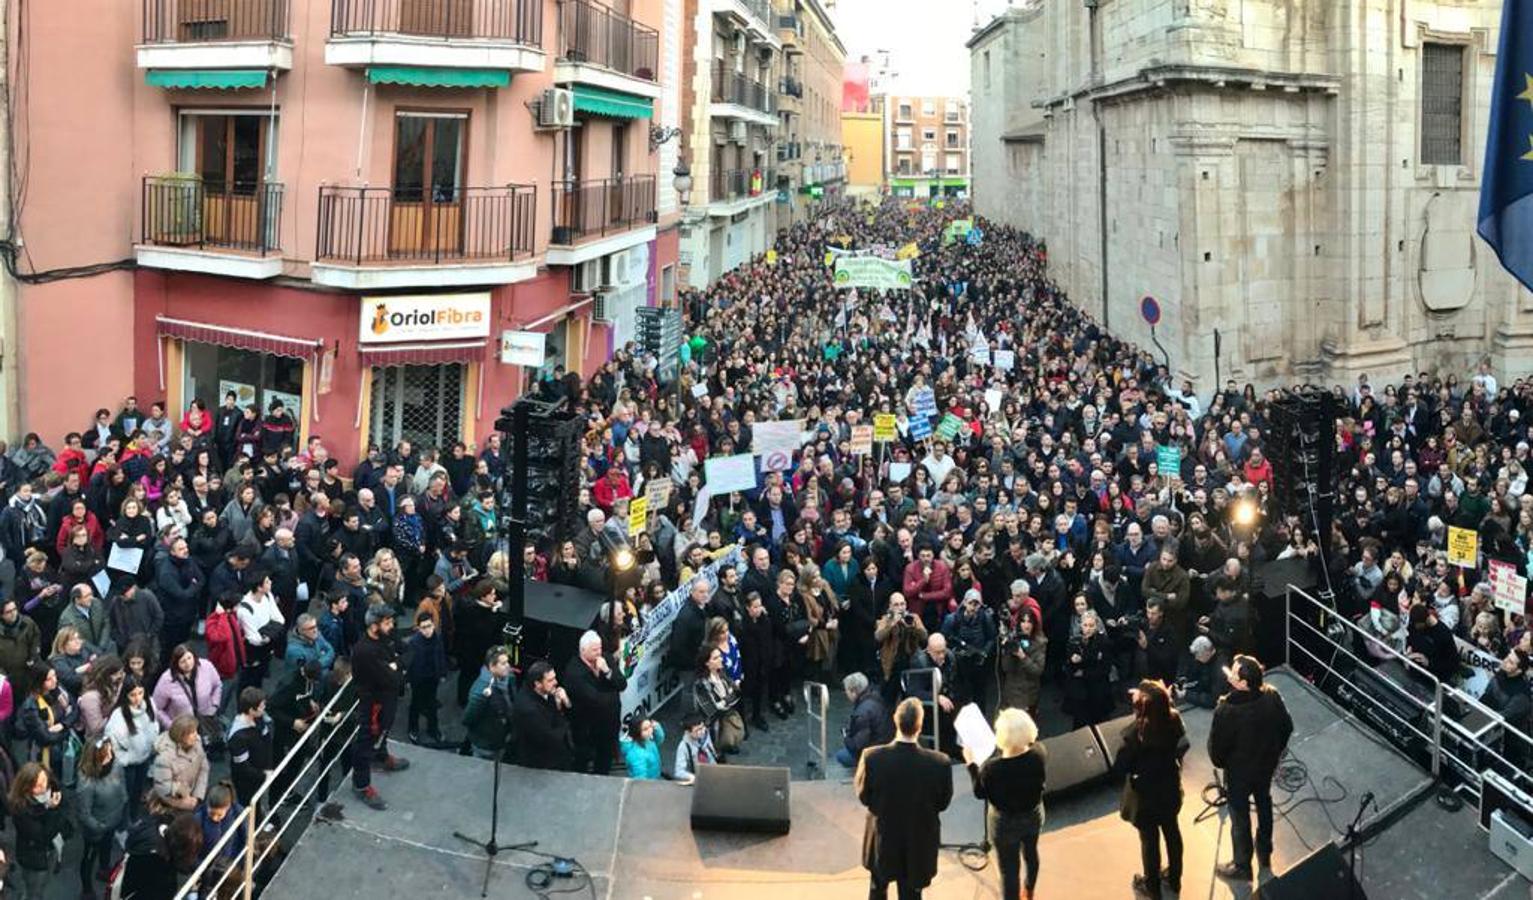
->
[830, 0, 1015, 97]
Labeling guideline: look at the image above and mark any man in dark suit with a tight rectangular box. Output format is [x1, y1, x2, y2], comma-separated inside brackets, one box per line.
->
[855, 697, 954, 899]
[513, 660, 573, 770]
[562, 630, 628, 775]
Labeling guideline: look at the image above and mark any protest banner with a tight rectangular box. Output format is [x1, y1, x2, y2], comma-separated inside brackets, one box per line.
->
[873, 413, 898, 442]
[644, 477, 672, 510]
[994, 349, 1016, 370]
[909, 416, 933, 440]
[627, 495, 648, 536]
[850, 425, 874, 455]
[1156, 445, 1183, 477]
[936, 413, 964, 441]
[912, 388, 938, 418]
[833, 257, 914, 290]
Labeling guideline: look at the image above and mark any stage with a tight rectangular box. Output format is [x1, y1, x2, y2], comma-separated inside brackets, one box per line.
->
[263, 670, 1524, 899]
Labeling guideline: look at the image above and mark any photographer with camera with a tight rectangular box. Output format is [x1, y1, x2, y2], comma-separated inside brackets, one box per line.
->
[1175, 636, 1220, 708]
[875, 593, 927, 702]
[997, 605, 1047, 719]
[940, 590, 997, 711]
[1200, 576, 1254, 665]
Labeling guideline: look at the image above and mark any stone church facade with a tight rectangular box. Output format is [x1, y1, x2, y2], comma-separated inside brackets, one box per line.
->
[968, 0, 1530, 389]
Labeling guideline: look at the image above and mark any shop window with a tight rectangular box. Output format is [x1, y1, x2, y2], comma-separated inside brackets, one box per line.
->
[182, 342, 304, 420]
[369, 364, 465, 453]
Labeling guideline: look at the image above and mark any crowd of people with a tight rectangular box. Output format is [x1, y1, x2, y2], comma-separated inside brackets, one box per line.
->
[0, 191, 1522, 899]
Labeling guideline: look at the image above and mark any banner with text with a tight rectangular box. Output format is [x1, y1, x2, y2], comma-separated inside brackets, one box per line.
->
[833, 256, 914, 291]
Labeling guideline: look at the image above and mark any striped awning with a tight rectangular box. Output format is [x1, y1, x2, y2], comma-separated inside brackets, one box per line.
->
[146, 69, 269, 90]
[156, 316, 322, 360]
[572, 85, 653, 120]
[359, 340, 487, 367]
[366, 66, 510, 88]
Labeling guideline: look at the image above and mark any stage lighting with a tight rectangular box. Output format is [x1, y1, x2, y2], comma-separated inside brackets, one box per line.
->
[612, 547, 636, 572]
[1232, 497, 1257, 528]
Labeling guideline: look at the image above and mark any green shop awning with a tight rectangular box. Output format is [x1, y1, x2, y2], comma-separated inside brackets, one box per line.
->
[146, 69, 268, 90]
[366, 66, 510, 88]
[571, 85, 653, 119]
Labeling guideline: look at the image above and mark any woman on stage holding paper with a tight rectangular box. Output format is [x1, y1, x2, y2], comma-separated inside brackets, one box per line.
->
[963, 708, 1047, 900]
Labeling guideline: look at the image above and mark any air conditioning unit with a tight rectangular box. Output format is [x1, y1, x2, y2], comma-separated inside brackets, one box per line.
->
[538, 88, 575, 128]
[570, 259, 602, 293]
[591, 291, 616, 324]
[729, 121, 749, 144]
[603, 250, 631, 287]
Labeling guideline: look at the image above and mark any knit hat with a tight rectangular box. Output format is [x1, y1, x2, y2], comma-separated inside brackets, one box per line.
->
[365, 604, 397, 627]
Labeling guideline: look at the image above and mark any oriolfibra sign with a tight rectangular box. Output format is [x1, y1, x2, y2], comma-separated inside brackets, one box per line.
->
[359, 293, 492, 344]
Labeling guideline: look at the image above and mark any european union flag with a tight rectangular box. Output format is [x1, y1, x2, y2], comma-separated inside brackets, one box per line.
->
[1479, 0, 1533, 292]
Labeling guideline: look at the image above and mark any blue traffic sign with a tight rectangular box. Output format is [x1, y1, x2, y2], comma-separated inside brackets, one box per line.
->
[1140, 295, 1162, 326]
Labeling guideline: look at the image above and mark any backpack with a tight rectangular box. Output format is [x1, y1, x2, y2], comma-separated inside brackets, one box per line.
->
[204, 610, 245, 679]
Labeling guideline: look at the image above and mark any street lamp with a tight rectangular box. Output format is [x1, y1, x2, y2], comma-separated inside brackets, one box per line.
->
[672, 160, 693, 208]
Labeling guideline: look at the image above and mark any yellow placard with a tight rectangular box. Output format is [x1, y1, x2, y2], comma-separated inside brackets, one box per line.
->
[896, 242, 920, 260]
[766, 249, 777, 265]
[824, 251, 835, 266]
[873, 413, 897, 442]
[1447, 526, 1478, 568]
[628, 495, 649, 537]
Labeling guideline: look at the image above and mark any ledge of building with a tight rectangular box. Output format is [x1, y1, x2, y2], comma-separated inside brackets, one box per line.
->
[1036, 64, 1341, 111]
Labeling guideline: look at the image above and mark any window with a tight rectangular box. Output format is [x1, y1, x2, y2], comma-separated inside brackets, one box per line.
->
[1420, 43, 1464, 165]
[946, 130, 960, 148]
[984, 51, 991, 88]
[898, 103, 913, 120]
[392, 111, 468, 255]
[175, 111, 278, 248]
[923, 128, 936, 141]
[922, 98, 935, 116]
[897, 158, 911, 175]
[921, 150, 936, 173]
[896, 127, 912, 151]
[945, 153, 960, 174]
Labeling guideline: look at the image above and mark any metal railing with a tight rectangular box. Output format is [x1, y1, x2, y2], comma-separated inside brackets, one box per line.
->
[143, 0, 291, 42]
[174, 678, 359, 900]
[712, 62, 774, 114]
[330, 0, 542, 45]
[780, 76, 803, 98]
[708, 168, 773, 203]
[777, 141, 801, 162]
[900, 666, 943, 753]
[142, 176, 284, 256]
[1285, 585, 1533, 803]
[550, 175, 656, 244]
[316, 184, 537, 266]
[803, 680, 829, 777]
[556, 0, 658, 82]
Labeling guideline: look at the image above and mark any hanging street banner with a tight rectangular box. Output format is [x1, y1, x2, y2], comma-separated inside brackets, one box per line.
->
[834, 256, 914, 291]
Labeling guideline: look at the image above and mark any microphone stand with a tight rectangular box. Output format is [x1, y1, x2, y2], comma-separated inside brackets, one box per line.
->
[1343, 792, 1374, 900]
[452, 693, 535, 897]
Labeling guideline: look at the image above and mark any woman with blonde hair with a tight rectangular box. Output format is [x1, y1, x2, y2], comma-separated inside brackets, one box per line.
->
[366, 548, 406, 609]
[963, 708, 1046, 900]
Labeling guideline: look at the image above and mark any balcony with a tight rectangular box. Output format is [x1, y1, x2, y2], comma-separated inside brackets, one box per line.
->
[136, 176, 285, 279]
[711, 63, 777, 127]
[707, 167, 774, 216]
[713, 0, 778, 47]
[777, 140, 801, 162]
[326, 0, 544, 76]
[553, 0, 661, 100]
[547, 175, 658, 266]
[138, 0, 293, 71]
[776, 13, 800, 50]
[312, 184, 538, 289]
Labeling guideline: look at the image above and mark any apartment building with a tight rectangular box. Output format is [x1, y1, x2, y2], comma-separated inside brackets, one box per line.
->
[13, 0, 683, 463]
[885, 94, 970, 199]
[773, 0, 846, 225]
[677, 0, 780, 287]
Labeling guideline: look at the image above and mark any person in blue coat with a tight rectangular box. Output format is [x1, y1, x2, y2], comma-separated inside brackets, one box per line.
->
[405, 611, 450, 746]
[620, 718, 665, 780]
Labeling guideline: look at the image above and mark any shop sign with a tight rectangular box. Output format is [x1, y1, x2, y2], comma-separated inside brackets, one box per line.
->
[499, 330, 547, 367]
[360, 293, 491, 344]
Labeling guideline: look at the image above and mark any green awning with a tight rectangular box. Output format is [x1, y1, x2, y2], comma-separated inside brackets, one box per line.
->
[146, 69, 269, 90]
[366, 66, 509, 88]
[571, 85, 653, 119]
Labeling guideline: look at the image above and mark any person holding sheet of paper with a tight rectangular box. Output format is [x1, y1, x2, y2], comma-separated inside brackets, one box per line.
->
[962, 708, 1046, 900]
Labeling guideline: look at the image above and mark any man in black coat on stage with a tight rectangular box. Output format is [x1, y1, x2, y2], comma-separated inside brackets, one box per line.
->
[855, 697, 953, 900]
[562, 630, 628, 775]
[513, 659, 573, 770]
[1208, 654, 1294, 881]
[350, 605, 410, 811]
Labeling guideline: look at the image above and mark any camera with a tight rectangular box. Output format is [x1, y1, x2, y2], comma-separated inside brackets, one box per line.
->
[999, 626, 1030, 656]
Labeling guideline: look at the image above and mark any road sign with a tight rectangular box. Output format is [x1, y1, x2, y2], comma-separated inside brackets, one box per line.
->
[1140, 296, 1162, 326]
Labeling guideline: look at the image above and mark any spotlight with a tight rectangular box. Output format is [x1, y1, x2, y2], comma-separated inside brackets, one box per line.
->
[612, 547, 636, 572]
[1232, 497, 1258, 528]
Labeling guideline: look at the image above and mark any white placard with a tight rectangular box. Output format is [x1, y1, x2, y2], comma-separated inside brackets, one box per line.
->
[888, 462, 912, 483]
[90, 570, 111, 598]
[690, 486, 712, 530]
[691, 383, 710, 399]
[954, 703, 996, 764]
[994, 350, 1016, 371]
[107, 545, 144, 575]
[360, 293, 491, 344]
[753, 420, 805, 456]
[703, 454, 758, 494]
[984, 389, 1003, 412]
[499, 330, 547, 366]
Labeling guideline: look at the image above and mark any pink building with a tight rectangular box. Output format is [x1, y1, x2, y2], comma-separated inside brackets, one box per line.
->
[15, 0, 685, 465]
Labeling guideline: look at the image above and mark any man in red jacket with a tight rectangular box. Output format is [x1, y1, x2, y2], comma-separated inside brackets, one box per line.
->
[902, 545, 954, 633]
[591, 465, 632, 514]
[1242, 448, 1274, 489]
